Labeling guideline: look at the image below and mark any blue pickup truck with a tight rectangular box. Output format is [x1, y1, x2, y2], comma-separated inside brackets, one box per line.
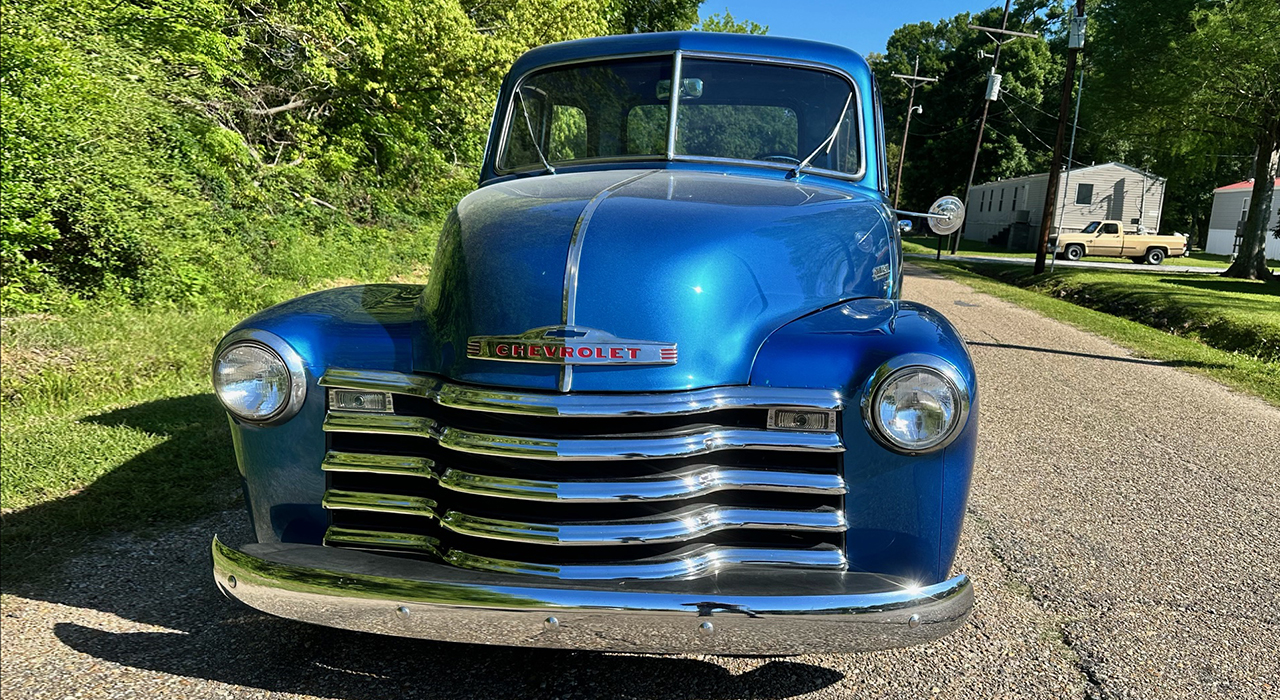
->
[210, 31, 976, 656]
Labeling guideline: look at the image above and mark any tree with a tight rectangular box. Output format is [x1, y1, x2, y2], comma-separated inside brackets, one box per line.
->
[607, 0, 702, 33]
[696, 10, 767, 34]
[872, 4, 1058, 212]
[1090, 0, 1280, 279]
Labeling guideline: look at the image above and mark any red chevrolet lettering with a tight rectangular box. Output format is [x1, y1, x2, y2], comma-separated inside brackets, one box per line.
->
[496, 344, 510, 357]
[628, 348, 640, 359]
[610, 347, 623, 359]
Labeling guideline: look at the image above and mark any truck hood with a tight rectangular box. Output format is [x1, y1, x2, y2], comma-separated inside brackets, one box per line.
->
[416, 169, 895, 392]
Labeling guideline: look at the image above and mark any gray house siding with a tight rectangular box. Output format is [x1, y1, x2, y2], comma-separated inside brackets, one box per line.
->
[964, 163, 1165, 249]
[1205, 184, 1280, 258]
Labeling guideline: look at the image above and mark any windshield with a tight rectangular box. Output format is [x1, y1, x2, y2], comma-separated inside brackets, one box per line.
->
[1082, 221, 1101, 233]
[497, 55, 861, 178]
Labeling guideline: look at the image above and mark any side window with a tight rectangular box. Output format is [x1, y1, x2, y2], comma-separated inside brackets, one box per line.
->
[501, 87, 550, 170]
[1076, 183, 1094, 205]
[549, 105, 588, 162]
[1102, 222, 1119, 234]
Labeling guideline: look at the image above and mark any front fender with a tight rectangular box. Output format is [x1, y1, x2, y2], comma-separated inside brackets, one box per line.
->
[218, 284, 426, 545]
[749, 298, 978, 584]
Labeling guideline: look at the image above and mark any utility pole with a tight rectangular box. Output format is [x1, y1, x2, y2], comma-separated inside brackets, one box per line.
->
[1051, 61, 1085, 272]
[953, 1, 1038, 254]
[1034, 0, 1086, 274]
[891, 56, 938, 209]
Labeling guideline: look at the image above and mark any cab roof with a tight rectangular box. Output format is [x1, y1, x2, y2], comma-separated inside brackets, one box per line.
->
[509, 31, 873, 82]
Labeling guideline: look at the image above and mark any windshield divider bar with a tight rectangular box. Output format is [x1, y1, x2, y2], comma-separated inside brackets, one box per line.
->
[666, 51, 682, 161]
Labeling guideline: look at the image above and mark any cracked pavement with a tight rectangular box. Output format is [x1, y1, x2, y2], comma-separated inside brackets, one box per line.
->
[2, 265, 1277, 698]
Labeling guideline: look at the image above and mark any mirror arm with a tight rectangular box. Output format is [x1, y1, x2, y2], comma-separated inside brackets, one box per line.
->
[893, 209, 953, 220]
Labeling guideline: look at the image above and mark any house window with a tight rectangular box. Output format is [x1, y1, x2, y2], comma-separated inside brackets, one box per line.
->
[980, 190, 987, 212]
[1012, 186, 1019, 211]
[1076, 183, 1094, 205]
[1241, 197, 1251, 221]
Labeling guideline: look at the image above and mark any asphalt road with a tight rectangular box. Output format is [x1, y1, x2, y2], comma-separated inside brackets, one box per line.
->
[3, 265, 1278, 699]
[904, 252, 1212, 274]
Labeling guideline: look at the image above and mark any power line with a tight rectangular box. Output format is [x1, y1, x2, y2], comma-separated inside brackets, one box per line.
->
[909, 117, 983, 138]
[1002, 89, 1095, 134]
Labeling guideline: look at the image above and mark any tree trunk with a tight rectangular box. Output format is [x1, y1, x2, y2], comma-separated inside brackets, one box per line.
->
[1224, 118, 1278, 280]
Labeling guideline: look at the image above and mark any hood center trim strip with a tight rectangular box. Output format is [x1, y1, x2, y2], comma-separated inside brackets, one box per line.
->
[560, 170, 658, 391]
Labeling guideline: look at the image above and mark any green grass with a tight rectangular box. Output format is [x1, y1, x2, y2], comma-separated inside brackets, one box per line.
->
[1, 260, 435, 586]
[1, 307, 244, 583]
[954, 261, 1280, 361]
[913, 260, 1280, 408]
[901, 236, 1272, 269]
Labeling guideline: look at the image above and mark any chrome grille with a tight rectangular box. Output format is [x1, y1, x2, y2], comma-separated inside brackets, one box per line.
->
[318, 369, 847, 581]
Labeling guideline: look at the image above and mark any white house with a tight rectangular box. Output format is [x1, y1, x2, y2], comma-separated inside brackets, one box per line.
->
[964, 162, 1166, 251]
[1204, 178, 1280, 260]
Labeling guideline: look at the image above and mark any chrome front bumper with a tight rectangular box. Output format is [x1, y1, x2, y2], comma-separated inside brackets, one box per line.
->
[212, 536, 974, 655]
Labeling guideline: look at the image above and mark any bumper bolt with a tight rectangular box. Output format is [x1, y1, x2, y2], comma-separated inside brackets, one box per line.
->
[227, 575, 237, 589]
[698, 621, 714, 637]
[544, 616, 559, 631]
[908, 614, 921, 629]
[396, 606, 411, 619]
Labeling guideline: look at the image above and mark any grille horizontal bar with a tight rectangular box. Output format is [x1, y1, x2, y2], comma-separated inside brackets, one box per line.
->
[440, 504, 847, 546]
[321, 369, 843, 417]
[321, 489, 437, 517]
[443, 543, 847, 580]
[321, 450, 846, 502]
[323, 527, 441, 554]
[324, 411, 844, 460]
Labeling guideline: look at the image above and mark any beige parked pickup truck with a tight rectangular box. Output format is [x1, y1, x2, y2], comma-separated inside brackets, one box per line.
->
[1054, 220, 1188, 265]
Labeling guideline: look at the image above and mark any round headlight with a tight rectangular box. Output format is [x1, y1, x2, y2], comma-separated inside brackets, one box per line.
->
[213, 331, 306, 423]
[862, 358, 970, 454]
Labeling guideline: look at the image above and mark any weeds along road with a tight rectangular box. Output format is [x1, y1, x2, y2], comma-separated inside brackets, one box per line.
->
[2, 265, 1277, 699]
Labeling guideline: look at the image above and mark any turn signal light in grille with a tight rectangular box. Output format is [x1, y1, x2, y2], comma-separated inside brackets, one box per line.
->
[768, 409, 836, 432]
[329, 389, 394, 412]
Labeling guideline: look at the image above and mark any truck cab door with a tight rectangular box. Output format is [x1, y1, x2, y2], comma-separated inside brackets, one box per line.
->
[1092, 222, 1123, 256]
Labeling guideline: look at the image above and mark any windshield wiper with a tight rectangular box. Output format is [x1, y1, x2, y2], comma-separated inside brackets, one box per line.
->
[517, 90, 556, 175]
[790, 91, 853, 179]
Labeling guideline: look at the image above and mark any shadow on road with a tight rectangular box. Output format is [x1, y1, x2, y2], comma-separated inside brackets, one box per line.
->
[7, 395, 845, 699]
[0, 394, 240, 587]
[965, 340, 1228, 369]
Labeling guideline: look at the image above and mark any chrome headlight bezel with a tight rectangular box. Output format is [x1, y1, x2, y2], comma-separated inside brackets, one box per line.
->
[859, 353, 971, 455]
[212, 329, 307, 425]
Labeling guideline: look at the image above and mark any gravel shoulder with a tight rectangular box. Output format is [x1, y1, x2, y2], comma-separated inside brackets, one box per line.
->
[3, 265, 1277, 699]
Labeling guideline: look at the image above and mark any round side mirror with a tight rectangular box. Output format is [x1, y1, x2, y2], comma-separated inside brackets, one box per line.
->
[927, 196, 965, 236]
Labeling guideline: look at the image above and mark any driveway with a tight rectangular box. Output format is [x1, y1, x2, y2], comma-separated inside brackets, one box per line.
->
[905, 252, 1213, 274]
[3, 266, 1277, 699]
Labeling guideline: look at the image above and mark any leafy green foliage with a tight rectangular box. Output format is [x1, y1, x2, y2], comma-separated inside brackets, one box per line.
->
[696, 9, 767, 34]
[0, 0, 614, 312]
[1088, 0, 1279, 278]
[609, 0, 702, 33]
[873, 3, 1059, 211]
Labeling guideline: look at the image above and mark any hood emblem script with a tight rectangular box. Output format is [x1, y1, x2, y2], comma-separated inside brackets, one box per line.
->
[467, 326, 677, 365]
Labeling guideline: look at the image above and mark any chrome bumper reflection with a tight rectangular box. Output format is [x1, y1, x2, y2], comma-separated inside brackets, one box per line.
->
[212, 536, 974, 655]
